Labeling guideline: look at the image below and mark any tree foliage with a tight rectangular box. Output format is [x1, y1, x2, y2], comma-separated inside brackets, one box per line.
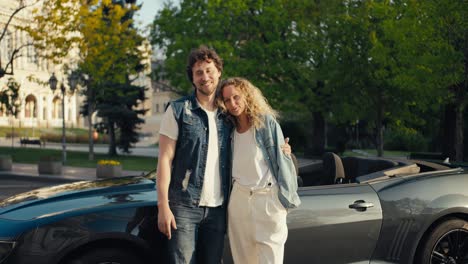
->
[77, 0, 149, 155]
[151, 0, 467, 159]
[25, 0, 149, 156]
[0, 78, 21, 116]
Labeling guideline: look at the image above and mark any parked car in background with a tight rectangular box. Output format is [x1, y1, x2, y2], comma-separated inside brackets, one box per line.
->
[0, 154, 467, 264]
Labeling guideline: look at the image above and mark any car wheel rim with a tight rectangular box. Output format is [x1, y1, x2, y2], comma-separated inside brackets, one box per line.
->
[430, 228, 468, 264]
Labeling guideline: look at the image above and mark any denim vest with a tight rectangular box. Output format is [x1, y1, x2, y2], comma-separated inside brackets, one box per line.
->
[251, 114, 301, 209]
[168, 94, 233, 207]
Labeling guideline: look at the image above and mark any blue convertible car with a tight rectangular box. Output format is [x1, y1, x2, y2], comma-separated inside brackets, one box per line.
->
[0, 154, 467, 264]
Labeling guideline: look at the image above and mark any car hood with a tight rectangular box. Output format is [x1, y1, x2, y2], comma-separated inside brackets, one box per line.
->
[0, 172, 157, 221]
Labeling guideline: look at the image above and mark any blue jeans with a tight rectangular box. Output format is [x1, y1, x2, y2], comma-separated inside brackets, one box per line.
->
[167, 203, 226, 264]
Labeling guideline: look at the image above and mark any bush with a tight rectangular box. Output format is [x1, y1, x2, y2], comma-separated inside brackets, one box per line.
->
[5, 132, 20, 138]
[385, 127, 428, 152]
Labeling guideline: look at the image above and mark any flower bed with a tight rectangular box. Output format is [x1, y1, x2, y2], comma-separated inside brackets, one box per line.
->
[96, 160, 122, 178]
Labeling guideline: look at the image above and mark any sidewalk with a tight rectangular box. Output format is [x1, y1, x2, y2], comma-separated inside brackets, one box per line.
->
[0, 137, 159, 157]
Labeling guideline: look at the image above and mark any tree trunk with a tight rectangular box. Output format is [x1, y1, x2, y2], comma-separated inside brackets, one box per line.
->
[454, 102, 465, 162]
[87, 92, 94, 161]
[108, 120, 117, 156]
[441, 104, 456, 160]
[457, 54, 468, 162]
[310, 112, 326, 156]
[376, 90, 384, 157]
[88, 113, 94, 161]
[453, 78, 466, 162]
[11, 122, 14, 149]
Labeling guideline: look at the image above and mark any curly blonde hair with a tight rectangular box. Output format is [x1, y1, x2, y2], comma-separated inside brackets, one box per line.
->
[217, 77, 278, 129]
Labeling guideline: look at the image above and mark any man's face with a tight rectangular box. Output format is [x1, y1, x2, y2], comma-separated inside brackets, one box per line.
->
[192, 60, 221, 97]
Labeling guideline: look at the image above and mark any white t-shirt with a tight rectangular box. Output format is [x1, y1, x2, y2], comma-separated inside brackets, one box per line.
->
[159, 106, 223, 207]
[232, 128, 275, 188]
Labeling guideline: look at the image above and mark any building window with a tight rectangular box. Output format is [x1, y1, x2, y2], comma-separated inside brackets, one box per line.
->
[27, 39, 38, 65]
[155, 104, 159, 113]
[52, 96, 62, 119]
[25, 94, 37, 118]
[0, 30, 13, 64]
[43, 97, 47, 120]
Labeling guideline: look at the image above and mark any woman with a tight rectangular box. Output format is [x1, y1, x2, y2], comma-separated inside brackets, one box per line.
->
[217, 77, 301, 264]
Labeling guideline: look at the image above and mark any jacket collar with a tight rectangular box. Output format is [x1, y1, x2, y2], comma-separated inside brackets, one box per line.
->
[187, 92, 201, 111]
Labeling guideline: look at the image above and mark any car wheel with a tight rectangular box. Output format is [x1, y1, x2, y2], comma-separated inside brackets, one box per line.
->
[417, 218, 468, 264]
[67, 247, 144, 264]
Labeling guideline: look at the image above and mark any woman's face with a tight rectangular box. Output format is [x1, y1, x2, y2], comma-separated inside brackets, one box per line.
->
[222, 84, 246, 117]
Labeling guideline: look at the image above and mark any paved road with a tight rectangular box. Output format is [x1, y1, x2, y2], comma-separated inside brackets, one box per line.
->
[0, 175, 74, 200]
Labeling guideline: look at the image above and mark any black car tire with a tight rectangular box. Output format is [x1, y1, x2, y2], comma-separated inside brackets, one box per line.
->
[417, 218, 468, 264]
[67, 247, 144, 264]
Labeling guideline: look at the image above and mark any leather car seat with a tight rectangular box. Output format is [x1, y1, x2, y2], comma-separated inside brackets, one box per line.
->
[322, 152, 345, 185]
[290, 153, 303, 187]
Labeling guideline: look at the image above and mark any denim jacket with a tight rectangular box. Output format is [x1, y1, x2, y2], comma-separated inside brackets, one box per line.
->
[245, 114, 301, 209]
[168, 93, 233, 207]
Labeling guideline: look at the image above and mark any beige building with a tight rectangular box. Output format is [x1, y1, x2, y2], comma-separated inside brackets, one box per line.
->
[0, 1, 81, 130]
[139, 79, 178, 143]
[0, 1, 176, 145]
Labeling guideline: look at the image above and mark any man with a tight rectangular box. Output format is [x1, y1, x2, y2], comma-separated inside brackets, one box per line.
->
[156, 45, 232, 264]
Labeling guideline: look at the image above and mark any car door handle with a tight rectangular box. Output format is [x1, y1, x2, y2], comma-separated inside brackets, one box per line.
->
[349, 200, 374, 211]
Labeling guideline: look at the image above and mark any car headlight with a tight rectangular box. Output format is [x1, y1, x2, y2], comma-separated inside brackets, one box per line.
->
[0, 241, 16, 263]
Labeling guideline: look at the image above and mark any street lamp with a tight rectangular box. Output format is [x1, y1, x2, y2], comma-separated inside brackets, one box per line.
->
[48, 72, 78, 164]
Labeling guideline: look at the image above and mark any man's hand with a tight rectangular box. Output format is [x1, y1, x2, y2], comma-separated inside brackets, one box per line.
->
[157, 203, 177, 239]
[281, 137, 292, 156]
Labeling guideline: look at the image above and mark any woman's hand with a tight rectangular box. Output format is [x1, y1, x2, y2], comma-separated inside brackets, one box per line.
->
[281, 137, 292, 156]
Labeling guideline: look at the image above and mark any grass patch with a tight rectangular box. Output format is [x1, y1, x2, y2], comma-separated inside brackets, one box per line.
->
[0, 146, 157, 171]
[0, 126, 88, 137]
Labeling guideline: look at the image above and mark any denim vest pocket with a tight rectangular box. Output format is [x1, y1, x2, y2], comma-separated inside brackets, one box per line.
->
[181, 116, 203, 144]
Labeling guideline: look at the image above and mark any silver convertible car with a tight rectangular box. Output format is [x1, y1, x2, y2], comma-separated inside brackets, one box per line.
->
[0, 153, 467, 264]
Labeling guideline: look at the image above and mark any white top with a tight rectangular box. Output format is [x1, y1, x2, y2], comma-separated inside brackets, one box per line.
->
[159, 106, 223, 207]
[232, 128, 275, 189]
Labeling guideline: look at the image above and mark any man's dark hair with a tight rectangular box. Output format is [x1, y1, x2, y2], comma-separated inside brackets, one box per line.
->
[186, 45, 223, 84]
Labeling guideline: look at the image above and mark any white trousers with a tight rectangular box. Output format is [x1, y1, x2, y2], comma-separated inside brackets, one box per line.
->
[228, 182, 288, 264]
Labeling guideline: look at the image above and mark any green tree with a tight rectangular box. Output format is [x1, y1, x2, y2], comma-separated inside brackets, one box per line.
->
[324, 0, 445, 157]
[151, 0, 466, 158]
[25, 0, 149, 157]
[77, 0, 149, 156]
[423, 0, 467, 161]
[0, 78, 21, 147]
[151, 0, 342, 154]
